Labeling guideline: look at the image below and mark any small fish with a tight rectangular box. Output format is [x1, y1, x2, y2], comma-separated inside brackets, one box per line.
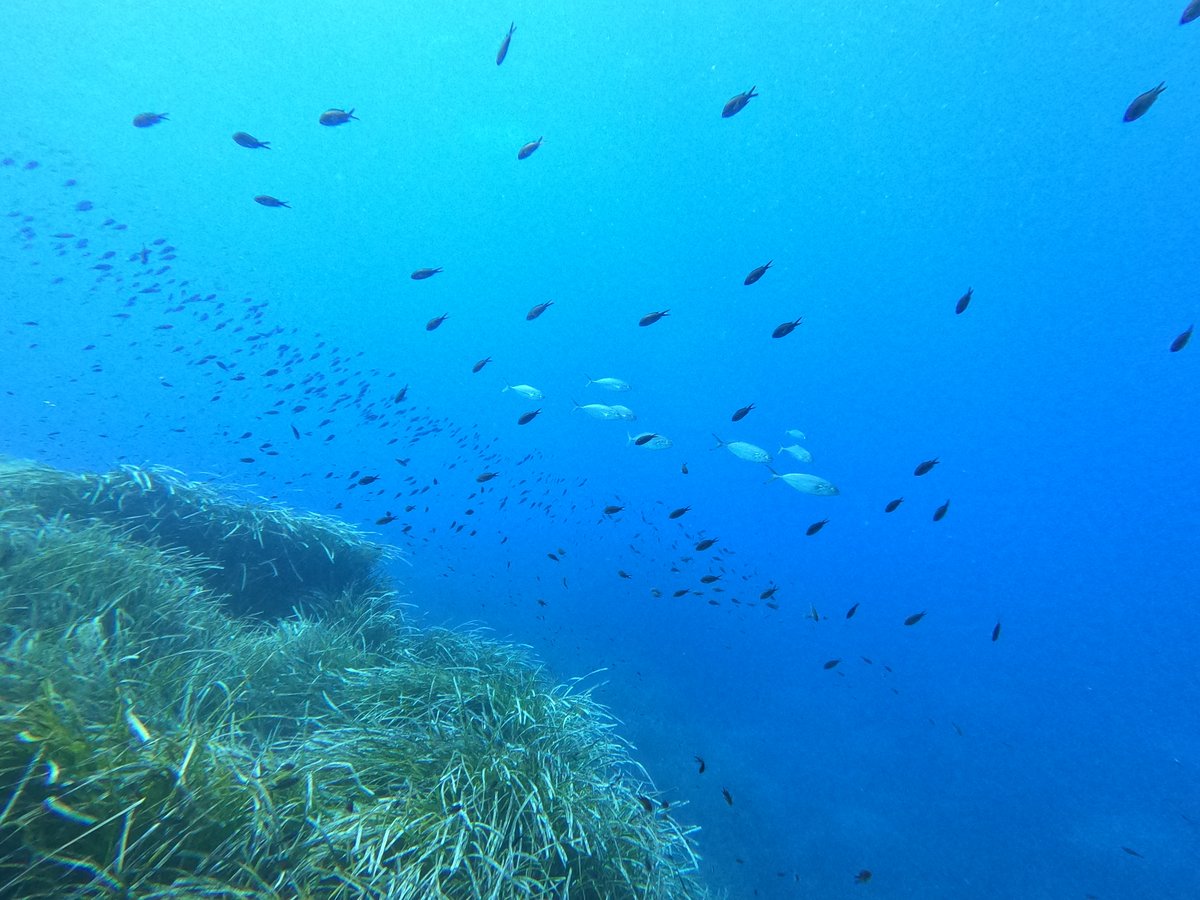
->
[476, 472, 499, 483]
[668, 506, 691, 519]
[722, 86, 758, 118]
[1170, 325, 1193, 352]
[772, 317, 803, 338]
[885, 497, 904, 513]
[603, 505, 625, 515]
[574, 401, 618, 419]
[636, 794, 655, 813]
[846, 602, 859, 619]
[744, 260, 772, 285]
[695, 755, 706, 774]
[233, 132, 270, 149]
[1123, 83, 1165, 122]
[913, 458, 939, 476]
[760, 586, 778, 600]
[672, 588, 690, 598]
[504, 383, 545, 400]
[721, 787, 734, 805]
[426, 313, 449, 331]
[254, 195, 290, 208]
[319, 108, 357, 126]
[713, 434, 771, 463]
[618, 570, 631, 579]
[955, 287, 972, 315]
[132, 112, 168, 128]
[496, 22, 515, 65]
[394, 385, 409, 403]
[517, 137, 543, 159]
[786, 428, 807, 441]
[779, 444, 813, 463]
[695, 538, 719, 551]
[586, 376, 631, 391]
[375, 513, 397, 525]
[823, 658, 840, 670]
[904, 610, 927, 626]
[1121, 846, 1144, 858]
[681, 462, 689, 475]
[932, 499, 950, 521]
[526, 300, 554, 320]
[472, 357, 492, 373]
[517, 409, 541, 425]
[639, 309, 670, 326]
[806, 518, 830, 536]
[700, 574, 721, 584]
[1184, 0, 1200, 24]
[731, 404, 755, 422]
[854, 869, 872, 884]
[766, 470, 839, 496]
[411, 267, 443, 280]
[634, 433, 658, 446]
[991, 621, 1002, 642]
[629, 432, 672, 449]
[808, 604, 819, 622]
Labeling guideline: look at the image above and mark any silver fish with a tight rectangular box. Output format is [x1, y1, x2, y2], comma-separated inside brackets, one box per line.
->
[767, 469, 840, 496]
[504, 383, 545, 400]
[712, 433, 772, 463]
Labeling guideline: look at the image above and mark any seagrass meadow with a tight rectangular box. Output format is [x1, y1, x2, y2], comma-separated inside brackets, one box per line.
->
[0, 458, 705, 899]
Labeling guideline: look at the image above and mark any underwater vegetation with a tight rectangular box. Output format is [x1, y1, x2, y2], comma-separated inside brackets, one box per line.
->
[0, 458, 704, 898]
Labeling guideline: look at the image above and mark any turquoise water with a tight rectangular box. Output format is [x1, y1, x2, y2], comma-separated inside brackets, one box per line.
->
[4, 1, 1199, 896]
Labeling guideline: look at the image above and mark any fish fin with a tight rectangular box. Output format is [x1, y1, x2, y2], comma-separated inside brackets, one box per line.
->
[711, 433, 725, 449]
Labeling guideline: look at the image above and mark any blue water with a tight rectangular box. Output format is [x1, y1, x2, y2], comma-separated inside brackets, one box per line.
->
[4, 1, 1200, 896]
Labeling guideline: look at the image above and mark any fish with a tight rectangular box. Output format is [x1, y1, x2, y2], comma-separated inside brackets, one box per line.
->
[779, 444, 813, 463]
[885, 497, 904, 512]
[760, 586, 778, 600]
[472, 357, 492, 373]
[504, 383, 545, 400]
[991, 621, 1002, 642]
[785, 429, 807, 441]
[808, 604, 820, 622]
[233, 132, 270, 149]
[319, 108, 357, 126]
[806, 518, 830, 536]
[375, 513, 397, 525]
[476, 472, 499, 483]
[672, 588, 690, 598]
[914, 458, 939, 476]
[426, 314, 449, 331]
[526, 301, 554, 320]
[603, 505, 625, 515]
[517, 409, 541, 425]
[636, 794, 655, 813]
[496, 21, 515, 65]
[695, 538, 719, 551]
[411, 267, 443, 280]
[722, 86, 758, 118]
[1121, 846, 1144, 858]
[955, 287, 972, 315]
[586, 376, 631, 391]
[1184, 0, 1200, 24]
[744, 261, 772, 285]
[766, 469, 840, 496]
[394, 385, 409, 403]
[904, 610, 927, 626]
[932, 499, 950, 521]
[846, 602, 859, 619]
[681, 462, 689, 475]
[823, 658, 840, 670]
[855, 870, 872, 884]
[695, 756, 706, 774]
[573, 401, 619, 419]
[1123, 83, 1165, 122]
[712, 434, 771, 463]
[721, 787, 733, 805]
[254, 195, 290, 208]
[668, 506, 691, 519]
[1170, 325, 1193, 352]
[731, 404, 755, 422]
[700, 575, 721, 584]
[132, 112, 168, 128]
[517, 137, 543, 159]
[639, 309, 670, 326]
[772, 317, 803, 338]
[628, 432, 672, 449]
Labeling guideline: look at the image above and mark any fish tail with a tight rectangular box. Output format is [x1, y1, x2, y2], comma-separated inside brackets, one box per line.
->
[711, 433, 725, 449]
[348, 108, 357, 118]
[584, 374, 593, 386]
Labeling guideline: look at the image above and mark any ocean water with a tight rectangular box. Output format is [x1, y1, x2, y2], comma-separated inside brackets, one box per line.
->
[3, 1, 1199, 897]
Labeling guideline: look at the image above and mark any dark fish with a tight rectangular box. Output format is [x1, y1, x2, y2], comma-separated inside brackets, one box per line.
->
[823, 659, 840, 670]
[603, 505, 625, 515]
[668, 506, 691, 519]
[426, 314, 449, 331]
[476, 472, 499, 483]
[885, 497, 904, 513]
[760, 586, 778, 600]
[681, 462, 689, 475]
[319, 108, 357, 126]
[1123, 83, 1165, 122]
[695, 538, 718, 551]
[394, 385, 409, 403]
[904, 610, 927, 626]
[472, 356, 492, 373]
[932, 499, 950, 521]
[991, 621, 1002, 642]
[375, 513, 397, 525]
[805, 518, 829, 536]
[357, 475, 379, 485]
[846, 602, 859, 619]
[731, 403, 755, 422]
[744, 261, 772, 285]
[1121, 846, 1144, 858]
[618, 570, 631, 579]
[854, 870, 872, 884]
[694, 755, 706, 774]
[411, 267, 443, 280]
[132, 112, 168, 128]
[526, 301, 554, 320]
[722, 86, 758, 118]
[721, 787, 733, 805]
[634, 433, 658, 446]
[517, 409, 541, 425]
[233, 132, 270, 149]
[639, 309, 670, 326]
[1184, 0, 1200, 24]
[955, 287, 972, 315]
[672, 588, 690, 598]
[254, 195, 290, 208]
[913, 458, 939, 476]
[771, 317, 803, 338]
[1170, 325, 1193, 352]
[700, 575, 721, 584]
[496, 22, 515, 65]
[290, 424, 300, 439]
[517, 137, 543, 159]
[636, 794, 655, 813]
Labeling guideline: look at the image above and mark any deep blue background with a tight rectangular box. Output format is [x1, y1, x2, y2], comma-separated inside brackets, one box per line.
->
[4, 1, 1199, 896]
